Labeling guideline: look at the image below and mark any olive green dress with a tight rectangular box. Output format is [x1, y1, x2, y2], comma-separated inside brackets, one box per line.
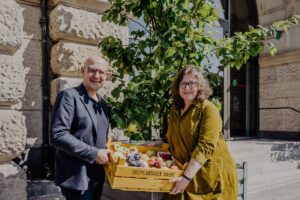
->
[165, 100, 238, 200]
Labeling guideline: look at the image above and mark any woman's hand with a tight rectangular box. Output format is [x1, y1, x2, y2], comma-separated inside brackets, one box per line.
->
[143, 140, 163, 147]
[169, 176, 190, 195]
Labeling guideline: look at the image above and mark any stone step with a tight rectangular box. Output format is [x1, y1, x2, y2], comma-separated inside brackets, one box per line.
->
[250, 162, 297, 176]
[28, 194, 65, 200]
[229, 141, 300, 165]
[227, 140, 300, 195]
[27, 180, 64, 200]
[232, 153, 272, 163]
[248, 169, 300, 193]
[248, 179, 300, 200]
[230, 145, 299, 155]
[228, 140, 299, 152]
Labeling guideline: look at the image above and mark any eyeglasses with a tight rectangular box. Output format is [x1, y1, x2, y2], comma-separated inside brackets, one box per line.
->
[87, 67, 107, 77]
[179, 81, 198, 89]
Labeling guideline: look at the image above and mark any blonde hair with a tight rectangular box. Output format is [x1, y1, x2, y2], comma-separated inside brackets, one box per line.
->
[172, 65, 212, 109]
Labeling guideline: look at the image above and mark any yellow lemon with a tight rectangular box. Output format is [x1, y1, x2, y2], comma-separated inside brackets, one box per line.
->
[128, 123, 138, 133]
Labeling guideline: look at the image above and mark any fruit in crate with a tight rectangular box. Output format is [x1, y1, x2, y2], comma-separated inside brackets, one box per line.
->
[110, 143, 179, 170]
[154, 159, 166, 168]
[112, 152, 126, 159]
[145, 149, 157, 157]
[147, 159, 156, 167]
[157, 152, 173, 161]
[170, 165, 179, 170]
[156, 156, 164, 162]
[166, 160, 173, 168]
[133, 152, 141, 160]
[129, 146, 138, 154]
[126, 153, 147, 167]
[141, 154, 150, 161]
[113, 143, 130, 156]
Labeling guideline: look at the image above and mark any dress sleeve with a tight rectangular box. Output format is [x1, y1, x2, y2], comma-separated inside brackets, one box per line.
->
[191, 101, 222, 165]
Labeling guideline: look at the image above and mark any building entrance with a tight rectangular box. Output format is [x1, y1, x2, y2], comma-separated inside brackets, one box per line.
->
[228, 0, 259, 138]
[230, 59, 258, 137]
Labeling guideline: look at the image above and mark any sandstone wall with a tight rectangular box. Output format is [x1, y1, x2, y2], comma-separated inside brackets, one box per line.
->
[259, 52, 300, 133]
[257, 0, 300, 134]
[49, 4, 128, 45]
[49, 2, 128, 93]
[0, 0, 28, 162]
[0, 162, 27, 200]
[49, 2, 128, 141]
[0, 0, 33, 199]
[1, 0, 129, 198]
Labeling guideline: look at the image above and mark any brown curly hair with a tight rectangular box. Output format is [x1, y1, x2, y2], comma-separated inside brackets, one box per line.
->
[172, 65, 212, 110]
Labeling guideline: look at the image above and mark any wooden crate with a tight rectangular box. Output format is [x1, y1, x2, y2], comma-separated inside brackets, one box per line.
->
[104, 141, 184, 192]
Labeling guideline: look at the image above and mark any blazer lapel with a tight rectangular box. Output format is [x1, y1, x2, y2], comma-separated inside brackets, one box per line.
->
[77, 83, 98, 134]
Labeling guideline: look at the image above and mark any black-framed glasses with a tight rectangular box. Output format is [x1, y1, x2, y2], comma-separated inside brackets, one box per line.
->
[87, 67, 107, 77]
[179, 81, 198, 89]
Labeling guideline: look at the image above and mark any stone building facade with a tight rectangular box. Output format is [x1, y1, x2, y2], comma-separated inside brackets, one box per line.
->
[0, 0, 299, 199]
[0, 0, 128, 199]
[258, 0, 300, 139]
[225, 0, 300, 140]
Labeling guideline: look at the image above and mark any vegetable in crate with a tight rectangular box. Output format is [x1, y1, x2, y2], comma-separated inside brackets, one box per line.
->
[112, 151, 126, 159]
[146, 149, 157, 157]
[126, 153, 146, 167]
[129, 146, 138, 154]
[157, 152, 173, 161]
[113, 143, 129, 156]
[166, 160, 173, 168]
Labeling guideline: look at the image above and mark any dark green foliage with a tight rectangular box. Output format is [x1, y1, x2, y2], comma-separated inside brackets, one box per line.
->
[99, 0, 300, 139]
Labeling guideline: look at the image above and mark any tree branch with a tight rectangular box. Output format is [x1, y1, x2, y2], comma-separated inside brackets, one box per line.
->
[121, 12, 151, 34]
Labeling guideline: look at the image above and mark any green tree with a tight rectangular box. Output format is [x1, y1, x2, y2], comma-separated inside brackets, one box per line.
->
[99, 0, 300, 140]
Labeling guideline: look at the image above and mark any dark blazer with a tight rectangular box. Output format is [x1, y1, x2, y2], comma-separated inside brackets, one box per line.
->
[50, 83, 109, 190]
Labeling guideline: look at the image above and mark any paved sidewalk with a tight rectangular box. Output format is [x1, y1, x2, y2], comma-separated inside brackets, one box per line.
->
[248, 179, 300, 200]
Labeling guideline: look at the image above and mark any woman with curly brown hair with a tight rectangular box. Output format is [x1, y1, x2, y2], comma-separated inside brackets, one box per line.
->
[148, 65, 238, 200]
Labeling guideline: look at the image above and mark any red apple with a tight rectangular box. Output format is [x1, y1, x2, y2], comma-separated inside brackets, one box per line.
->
[148, 159, 155, 167]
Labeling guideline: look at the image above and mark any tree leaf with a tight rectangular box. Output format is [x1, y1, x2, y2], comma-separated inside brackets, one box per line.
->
[165, 47, 176, 58]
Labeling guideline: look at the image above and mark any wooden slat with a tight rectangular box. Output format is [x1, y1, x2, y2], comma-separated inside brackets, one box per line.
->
[111, 177, 174, 192]
[114, 166, 182, 179]
[104, 165, 115, 188]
